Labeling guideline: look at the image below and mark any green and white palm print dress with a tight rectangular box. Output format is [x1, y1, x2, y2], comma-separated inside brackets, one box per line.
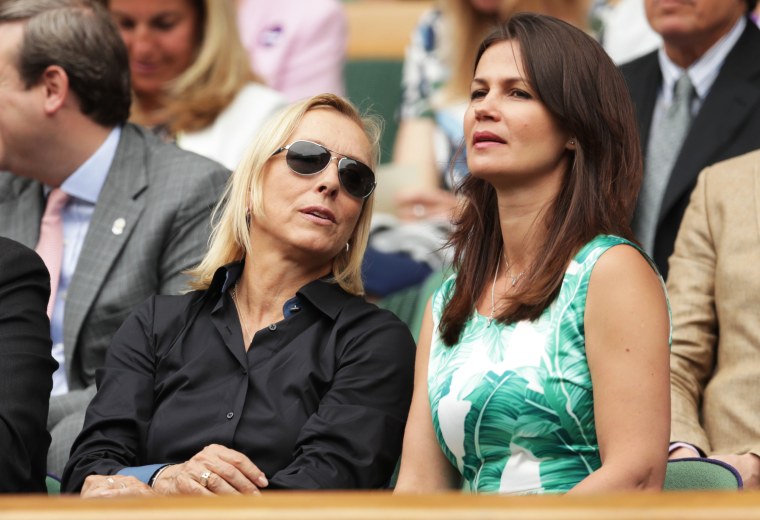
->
[428, 235, 657, 494]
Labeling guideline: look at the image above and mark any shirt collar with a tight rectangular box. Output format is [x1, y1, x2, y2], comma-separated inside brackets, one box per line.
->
[210, 261, 354, 321]
[58, 126, 122, 203]
[657, 16, 745, 103]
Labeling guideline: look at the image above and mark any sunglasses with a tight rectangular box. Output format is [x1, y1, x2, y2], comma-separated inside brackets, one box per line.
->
[272, 140, 376, 199]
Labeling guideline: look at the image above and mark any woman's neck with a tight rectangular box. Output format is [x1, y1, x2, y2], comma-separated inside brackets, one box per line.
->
[132, 93, 169, 128]
[495, 192, 551, 272]
[234, 249, 332, 331]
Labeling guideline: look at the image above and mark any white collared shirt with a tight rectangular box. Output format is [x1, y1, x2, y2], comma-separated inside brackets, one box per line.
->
[654, 16, 746, 120]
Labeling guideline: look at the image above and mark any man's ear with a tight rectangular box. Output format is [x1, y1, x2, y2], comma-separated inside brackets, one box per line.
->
[40, 65, 69, 115]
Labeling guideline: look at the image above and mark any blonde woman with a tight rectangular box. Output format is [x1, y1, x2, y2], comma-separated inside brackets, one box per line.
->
[62, 94, 415, 496]
[106, 0, 286, 169]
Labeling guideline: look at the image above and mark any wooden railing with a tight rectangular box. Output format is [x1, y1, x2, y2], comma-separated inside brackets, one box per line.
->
[2, 491, 760, 520]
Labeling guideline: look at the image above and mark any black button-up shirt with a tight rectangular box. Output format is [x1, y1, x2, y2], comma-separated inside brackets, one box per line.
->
[62, 263, 415, 491]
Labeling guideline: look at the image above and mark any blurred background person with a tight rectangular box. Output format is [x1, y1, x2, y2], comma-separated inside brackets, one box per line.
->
[622, 0, 760, 279]
[105, 0, 286, 170]
[395, 14, 670, 494]
[63, 94, 415, 496]
[236, 0, 346, 102]
[0, 238, 56, 493]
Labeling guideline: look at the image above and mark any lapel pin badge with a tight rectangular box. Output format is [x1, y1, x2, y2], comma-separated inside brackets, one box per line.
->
[111, 217, 126, 236]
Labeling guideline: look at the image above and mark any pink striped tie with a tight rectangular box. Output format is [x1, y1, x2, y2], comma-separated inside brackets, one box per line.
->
[35, 188, 69, 318]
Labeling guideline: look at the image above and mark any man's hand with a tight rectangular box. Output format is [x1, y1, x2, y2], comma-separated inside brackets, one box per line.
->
[709, 453, 760, 489]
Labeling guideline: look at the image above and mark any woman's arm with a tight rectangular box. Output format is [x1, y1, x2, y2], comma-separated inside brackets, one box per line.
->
[264, 310, 416, 489]
[569, 244, 670, 493]
[61, 298, 159, 493]
[394, 300, 459, 492]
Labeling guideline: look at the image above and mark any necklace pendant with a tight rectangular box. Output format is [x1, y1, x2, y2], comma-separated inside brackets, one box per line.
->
[486, 316, 493, 327]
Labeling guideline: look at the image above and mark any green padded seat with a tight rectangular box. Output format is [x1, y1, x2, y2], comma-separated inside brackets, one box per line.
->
[664, 458, 742, 491]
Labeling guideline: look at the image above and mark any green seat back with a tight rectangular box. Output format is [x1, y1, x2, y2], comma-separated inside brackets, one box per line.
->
[344, 59, 403, 164]
[377, 270, 448, 342]
[46, 475, 61, 495]
[664, 458, 742, 491]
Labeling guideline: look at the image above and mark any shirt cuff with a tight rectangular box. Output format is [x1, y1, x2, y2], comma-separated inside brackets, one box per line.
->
[669, 442, 704, 457]
[117, 464, 167, 485]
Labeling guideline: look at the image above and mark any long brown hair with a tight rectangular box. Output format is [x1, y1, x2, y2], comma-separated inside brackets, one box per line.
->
[439, 13, 642, 346]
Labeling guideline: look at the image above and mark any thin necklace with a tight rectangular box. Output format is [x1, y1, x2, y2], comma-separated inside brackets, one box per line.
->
[487, 252, 526, 327]
[508, 267, 526, 287]
[487, 255, 501, 327]
[231, 284, 252, 345]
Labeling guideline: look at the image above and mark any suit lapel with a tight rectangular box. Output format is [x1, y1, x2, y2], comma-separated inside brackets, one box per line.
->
[63, 126, 148, 365]
[629, 54, 661, 153]
[660, 23, 760, 225]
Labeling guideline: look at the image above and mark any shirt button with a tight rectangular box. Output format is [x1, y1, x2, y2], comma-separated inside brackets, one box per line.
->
[226, 412, 234, 420]
[268, 323, 277, 331]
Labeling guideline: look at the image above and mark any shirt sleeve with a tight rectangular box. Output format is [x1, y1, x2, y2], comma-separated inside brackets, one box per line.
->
[267, 310, 416, 489]
[117, 464, 167, 485]
[669, 442, 704, 457]
[61, 298, 158, 493]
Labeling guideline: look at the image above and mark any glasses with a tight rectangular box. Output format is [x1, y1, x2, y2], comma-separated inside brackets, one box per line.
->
[272, 140, 376, 199]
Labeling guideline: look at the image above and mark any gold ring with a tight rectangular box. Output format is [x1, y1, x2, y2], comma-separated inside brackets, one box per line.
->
[199, 470, 212, 488]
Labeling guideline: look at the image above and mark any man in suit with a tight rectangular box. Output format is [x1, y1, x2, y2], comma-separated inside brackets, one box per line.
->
[0, 0, 228, 477]
[621, 0, 760, 279]
[667, 150, 760, 488]
[0, 238, 57, 493]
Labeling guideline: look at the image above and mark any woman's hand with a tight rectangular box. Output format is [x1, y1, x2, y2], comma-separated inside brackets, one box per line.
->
[81, 475, 156, 498]
[152, 444, 268, 496]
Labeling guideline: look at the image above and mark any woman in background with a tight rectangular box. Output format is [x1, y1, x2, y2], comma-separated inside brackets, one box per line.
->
[395, 14, 670, 494]
[107, 0, 286, 170]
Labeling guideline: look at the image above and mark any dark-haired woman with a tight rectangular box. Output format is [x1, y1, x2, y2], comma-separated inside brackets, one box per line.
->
[395, 13, 670, 494]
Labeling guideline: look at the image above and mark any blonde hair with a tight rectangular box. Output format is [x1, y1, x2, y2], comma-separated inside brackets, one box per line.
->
[187, 94, 383, 296]
[439, 0, 590, 104]
[129, 0, 260, 134]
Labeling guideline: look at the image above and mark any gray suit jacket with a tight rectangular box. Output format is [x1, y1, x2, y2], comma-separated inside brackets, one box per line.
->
[621, 20, 760, 279]
[0, 123, 229, 389]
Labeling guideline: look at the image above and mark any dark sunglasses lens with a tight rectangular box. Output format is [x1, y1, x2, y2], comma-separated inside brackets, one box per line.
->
[286, 141, 331, 174]
[339, 159, 375, 198]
